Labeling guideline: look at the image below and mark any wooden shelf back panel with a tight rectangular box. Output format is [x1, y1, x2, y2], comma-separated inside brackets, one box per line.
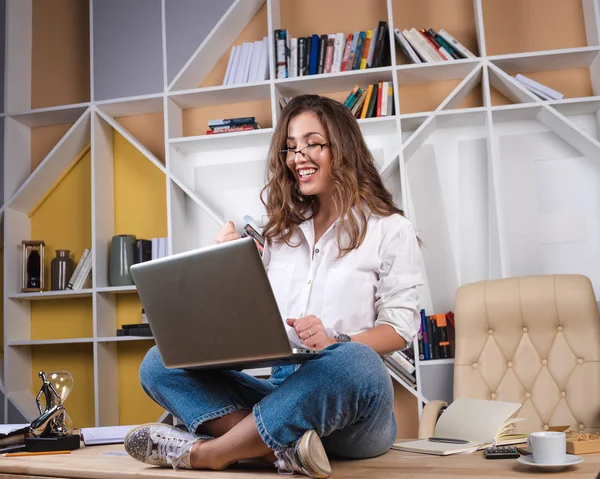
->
[31, 123, 75, 172]
[514, 68, 593, 99]
[116, 113, 166, 164]
[280, 0, 388, 40]
[200, 2, 269, 89]
[482, 0, 588, 55]
[31, 343, 95, 428]
[31, 0, 90, 108]
[392, 0, 479, 65]
[182, 99, 272, 137]
[118, 342, 165, 425]
[490, 86, 514, 107]
[399, 79, 483, 114]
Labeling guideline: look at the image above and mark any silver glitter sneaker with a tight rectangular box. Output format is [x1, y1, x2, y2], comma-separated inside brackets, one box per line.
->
[274, 430, 331, 478]
[124, 423, 207, 469]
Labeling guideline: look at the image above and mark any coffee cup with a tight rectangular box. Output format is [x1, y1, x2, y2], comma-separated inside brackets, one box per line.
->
[527, 431, 567, 464]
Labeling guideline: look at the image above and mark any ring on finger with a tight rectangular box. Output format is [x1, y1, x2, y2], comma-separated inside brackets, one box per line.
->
[308, 328, 313, 337]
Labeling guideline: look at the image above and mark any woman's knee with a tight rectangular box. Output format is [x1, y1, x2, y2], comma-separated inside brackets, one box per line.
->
[324, 342, 391, 392]
[139, 345, 167, 390]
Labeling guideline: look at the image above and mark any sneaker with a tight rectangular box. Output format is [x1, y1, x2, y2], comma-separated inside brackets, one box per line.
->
[124, 423, 207, 469]
[274, 430, 331, 478]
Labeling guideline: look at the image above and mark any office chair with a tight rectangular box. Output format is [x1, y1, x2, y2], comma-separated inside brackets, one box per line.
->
[419, 274, 600, 438]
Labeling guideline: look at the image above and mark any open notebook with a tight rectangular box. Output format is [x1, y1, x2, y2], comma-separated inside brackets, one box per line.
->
[392, 397, 528, 456]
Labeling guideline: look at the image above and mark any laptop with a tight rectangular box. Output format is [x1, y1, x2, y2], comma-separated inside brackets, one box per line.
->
[130, 237, 320, 371]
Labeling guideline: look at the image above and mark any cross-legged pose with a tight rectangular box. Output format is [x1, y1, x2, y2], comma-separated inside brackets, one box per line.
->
[124, 94, 423, 478]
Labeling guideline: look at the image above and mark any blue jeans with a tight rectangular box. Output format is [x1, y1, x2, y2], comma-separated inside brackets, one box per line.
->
[139, 342, 397, 459]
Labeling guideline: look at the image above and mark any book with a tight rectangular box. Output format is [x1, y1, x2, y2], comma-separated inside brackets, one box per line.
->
[0, 424, 30, 447]
[80, 425, 138, 446]
[437, 29, 476, 59]
[393, 28, 421, 64]
[391, 398, 528, 455]
[67, 248, 90, 289]
[515, 74, 564, 100]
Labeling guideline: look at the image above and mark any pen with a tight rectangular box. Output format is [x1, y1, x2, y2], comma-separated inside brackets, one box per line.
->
[3, 450, 72, 457]
[428, 437, 470, 444]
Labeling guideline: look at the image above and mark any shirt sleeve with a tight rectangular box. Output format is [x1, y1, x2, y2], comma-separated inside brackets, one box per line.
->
[374, 216, 424, 348]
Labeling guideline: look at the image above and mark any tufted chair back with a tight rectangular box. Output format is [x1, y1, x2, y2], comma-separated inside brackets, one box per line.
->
[453, 274, 600, 434]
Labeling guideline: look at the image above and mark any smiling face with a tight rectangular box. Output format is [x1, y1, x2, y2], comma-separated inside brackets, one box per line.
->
[284, 112, 333, 200]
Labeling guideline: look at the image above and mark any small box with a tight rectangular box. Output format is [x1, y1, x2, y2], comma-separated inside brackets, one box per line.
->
[566, 434, 600, 454]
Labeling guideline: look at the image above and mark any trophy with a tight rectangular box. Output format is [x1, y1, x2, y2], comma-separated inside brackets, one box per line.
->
[26, 371, 80, 451]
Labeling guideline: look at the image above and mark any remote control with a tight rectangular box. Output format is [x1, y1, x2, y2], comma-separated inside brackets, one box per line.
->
[484, 446, 520, 459]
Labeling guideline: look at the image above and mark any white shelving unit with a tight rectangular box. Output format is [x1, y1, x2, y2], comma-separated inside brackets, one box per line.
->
[2, 0, 600, 425]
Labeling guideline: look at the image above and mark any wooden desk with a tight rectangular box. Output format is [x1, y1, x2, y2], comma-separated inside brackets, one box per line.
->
[0, 444, 598, 478]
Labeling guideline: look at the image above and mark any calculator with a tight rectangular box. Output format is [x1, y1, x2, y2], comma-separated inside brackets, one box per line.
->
[484, 446, 520, 459]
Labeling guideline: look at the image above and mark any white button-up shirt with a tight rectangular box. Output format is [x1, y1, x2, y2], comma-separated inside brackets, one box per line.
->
[262, 212, 424, 349]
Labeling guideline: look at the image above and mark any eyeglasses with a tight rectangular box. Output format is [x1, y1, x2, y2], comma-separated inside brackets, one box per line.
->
[279, 142, 331, 164]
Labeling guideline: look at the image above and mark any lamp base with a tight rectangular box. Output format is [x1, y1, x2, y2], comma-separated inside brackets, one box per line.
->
[25, 434, 81, 452]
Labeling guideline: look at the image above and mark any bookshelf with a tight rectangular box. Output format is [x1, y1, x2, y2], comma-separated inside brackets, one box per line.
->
[2, 0, 600, 429]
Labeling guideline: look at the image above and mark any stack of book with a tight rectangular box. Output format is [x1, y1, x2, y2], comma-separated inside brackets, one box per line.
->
[418, 309, 455, 361]
[343, 81, 394, 118]
[384, 349, 416, 388]
[274, 21, 390, 79]
[206, 117, 261, 135]
[515, 74, 564, 100]
[394, 27, 476, 64]
[223, 37, 270, 85]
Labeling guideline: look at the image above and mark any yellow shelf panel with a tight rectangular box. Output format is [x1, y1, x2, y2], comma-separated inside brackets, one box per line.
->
[30, 147, 92, 339]
[117, 342, 164, 425]
[0, 248, 3, 359]
[30, 343, 95, 428]
[113, 129, 167, 421]
[113, 130, 167, 238]
[31, 297, 93, 340]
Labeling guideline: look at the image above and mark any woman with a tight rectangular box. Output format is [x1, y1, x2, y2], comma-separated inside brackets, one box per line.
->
[124, 94, 423, 478]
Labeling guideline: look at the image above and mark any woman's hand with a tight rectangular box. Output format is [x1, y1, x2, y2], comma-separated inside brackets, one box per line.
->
[215, 221, 240, 244]
[286, 315, 335, 350]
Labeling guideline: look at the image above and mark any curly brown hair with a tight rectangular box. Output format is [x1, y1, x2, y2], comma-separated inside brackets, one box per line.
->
[260, 94, 403, 256]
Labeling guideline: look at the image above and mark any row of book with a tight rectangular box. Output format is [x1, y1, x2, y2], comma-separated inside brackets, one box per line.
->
[394, 27, 476, 64]
[418, 310, 455, 361]
[343, 81, 394, 118]
[274, 21, 391, 79]
[223, 37, 270, 86]
[205, 117, 262, 135]
[384, 349, 417, 389]
[136, 237, 169, 263]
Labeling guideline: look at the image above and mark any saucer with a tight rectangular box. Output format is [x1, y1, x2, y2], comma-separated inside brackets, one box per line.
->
[517, 454, 584, 471]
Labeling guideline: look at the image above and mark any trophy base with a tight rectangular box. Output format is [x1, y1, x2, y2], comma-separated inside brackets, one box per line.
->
[25, 434, 81, 452]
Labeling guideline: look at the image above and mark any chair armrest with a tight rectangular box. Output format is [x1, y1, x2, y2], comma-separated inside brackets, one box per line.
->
[418, 400, 448, 439]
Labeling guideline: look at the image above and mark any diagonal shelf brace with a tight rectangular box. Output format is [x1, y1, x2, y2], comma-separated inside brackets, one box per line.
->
[439, 63, 484, 111]
[94, 108, 167, 175]
[168, 0, 265, 92]
[8, 108, 92, 213]
[168, 174, 224, 227]
[537, 104, 600, 165]
[402, 113, 438, 161]
[487, 61, 542, 105]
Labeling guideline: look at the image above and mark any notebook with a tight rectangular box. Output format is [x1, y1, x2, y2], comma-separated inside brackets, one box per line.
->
[392, 397, 528, 456]
[79, 425, 138, 445]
